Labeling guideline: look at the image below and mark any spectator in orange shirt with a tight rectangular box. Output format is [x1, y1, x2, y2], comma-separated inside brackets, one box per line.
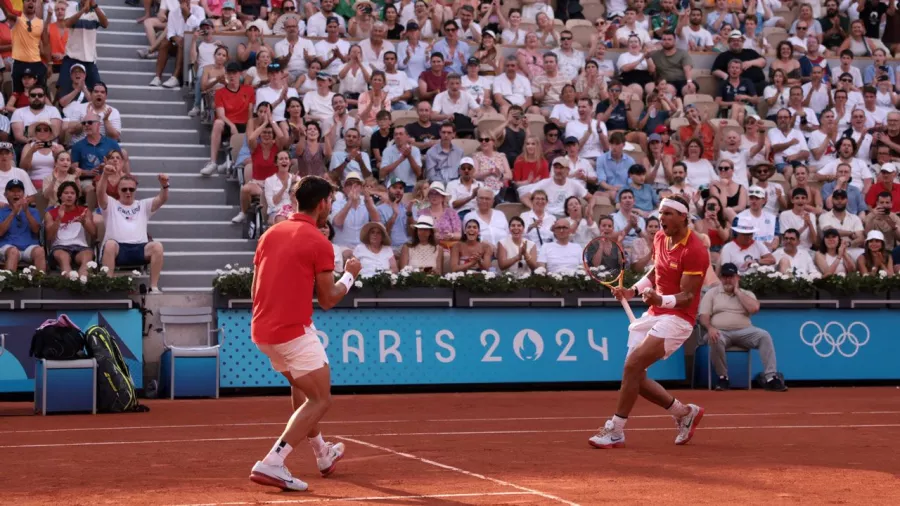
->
[677, 105, 715, 161]
[47, 0, 69, 73]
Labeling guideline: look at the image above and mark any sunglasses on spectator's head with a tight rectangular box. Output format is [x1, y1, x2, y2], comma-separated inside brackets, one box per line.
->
[120, 187, 136, 193]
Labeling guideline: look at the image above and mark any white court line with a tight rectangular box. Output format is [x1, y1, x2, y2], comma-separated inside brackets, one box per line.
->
[171, 491, 535, 506]
[2, 411, 898, 435]
[3, 424, 900, 449]
[338, 436, 580, 506]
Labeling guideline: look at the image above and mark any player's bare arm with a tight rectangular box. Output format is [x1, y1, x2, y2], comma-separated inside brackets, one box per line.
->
[611, 266, 656, 301]
[315, 258, 361, 310]
[642, 272, 703, 308]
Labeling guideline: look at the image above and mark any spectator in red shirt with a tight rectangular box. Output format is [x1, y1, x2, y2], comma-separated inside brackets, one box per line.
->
[201, 62, 254, 176]
[233, 106, 290, 223]
[677, 105, 715, 161]
[513, 136, 549, 185]
[865, 163, 900, 212]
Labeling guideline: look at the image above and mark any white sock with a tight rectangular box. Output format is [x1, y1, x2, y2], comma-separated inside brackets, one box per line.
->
[667, 399, 691, 419]
[611, 415, 627, 430]
[262, 439, 293, 466]
[308, 433, 327, 457]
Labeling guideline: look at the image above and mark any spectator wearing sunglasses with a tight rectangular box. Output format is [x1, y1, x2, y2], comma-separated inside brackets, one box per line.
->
[70, 111, 122, 207]
[97, 167, 168, 293]
[10, 85, 62, 147]
[0, 179, 45, 272]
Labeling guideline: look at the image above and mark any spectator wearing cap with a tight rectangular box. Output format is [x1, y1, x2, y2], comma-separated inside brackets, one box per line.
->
[0, 145, 37, 207]
[201, 62, 254, 176]
[11, 85, 62, 146]
[433, 20, 472, 75]
[6, 0, 46, 93]
[150, 0, 204, 88]
[558, 136, 593, 187]
[380, 126, 422, 189]
[719, 218, 776, 274]
[462, 188, 509, 247]
[59, 0, 108, 96]
[19, 119, 64, 193]
[472, 29, 500, 74]
[778, 188, 819, 251]
[424, 122, 464, 184]
[711, 31, 767, 94]
[418, 52, 450, 102]
[187, 19, 223, 116]
[359, 21, 395, 72]
[446, 157, 484, 218]
[3, 69, 40, 116]
[329, 127, 371, 182]
[330, 171, 380, 250]
[70, 111, 121, 207]
[815, 228, 857, 277]
[400, 215, 443, 273]
[383, 51, 415, 111]
[44, 181, 96, 276]
[773, 228, 818, 276]
[819, 188, 866, 254]
[735, 185, 780, 251]
[858, 230, 895, 275]
[397, 21, 427, 81]
[820, 163, 868, 217]
[274, 15, 317, 81]
[865, 163, 900, 212]
[594, 132, 634, 197]
[699, 262, 787, 392]
[307, 0, 345, 37]
[462, 57, 492, 110]
[377, 175, 412, 250]
[314, 16, 351, 76]
[303, 72, 337, 129]
[0, 179, 45, 271]
[537, 218, 583, 273]
[520, 158, 588, 217]
[256, 63, 299, 120]
[214, 1, 244, 32]
[354, 221, 399, 277]
[58, 64, 90, 135]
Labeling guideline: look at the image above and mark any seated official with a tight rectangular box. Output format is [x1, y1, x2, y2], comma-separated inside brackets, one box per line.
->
[45, 182, 97, 276]
[0, 179, 46, 272]
[97, 168, 167, 293]
[698, 262, 787, 392]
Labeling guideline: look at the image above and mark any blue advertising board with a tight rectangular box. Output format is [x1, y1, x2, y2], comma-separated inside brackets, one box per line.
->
[0, 310, 144, 393]
[217, 308, 685, 387]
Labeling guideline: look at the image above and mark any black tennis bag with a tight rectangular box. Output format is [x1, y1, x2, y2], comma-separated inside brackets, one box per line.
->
[30, 324, 88, 361]
[85, 325, 149, 413]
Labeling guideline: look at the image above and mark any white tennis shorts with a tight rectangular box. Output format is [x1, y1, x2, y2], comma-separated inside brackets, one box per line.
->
[627, 313, 694, 359]
[256, 325, 329, 379]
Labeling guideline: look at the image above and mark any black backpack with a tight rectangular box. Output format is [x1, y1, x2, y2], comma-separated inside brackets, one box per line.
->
[30, 324, 88, 361]
[85, 325, 149, 413]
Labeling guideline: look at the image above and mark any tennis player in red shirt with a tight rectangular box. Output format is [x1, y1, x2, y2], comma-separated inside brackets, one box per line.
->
[589, 195, 710, 449]
[249, 175, 361, 491]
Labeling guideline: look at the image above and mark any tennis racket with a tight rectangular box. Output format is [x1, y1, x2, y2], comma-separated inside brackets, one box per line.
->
[582, 236, 637, 323]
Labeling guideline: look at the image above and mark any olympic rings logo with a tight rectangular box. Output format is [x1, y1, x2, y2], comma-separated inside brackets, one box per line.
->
[799, 322, 870, 358]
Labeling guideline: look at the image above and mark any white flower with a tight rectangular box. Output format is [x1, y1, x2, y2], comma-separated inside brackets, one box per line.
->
[86, 261, 98, 269]
[836, 271, 846, 278]
[215, 269, 224, 276]
[878, 270, 888, 278]
[534, 267, 547, 275]
[100, 266, 109, 273]
[126, 277, 133, 283]
[484, 271, 496, 280]
[68, 271, 79, 280]
[79, 275, 88, 284]
[25, 275, 32, 282]
[354, 280, 363, 288]
[240, 267, 252, 274]
[759, 265, 775, 273]
[0, 275, 5, 282]
[132, 270, 142, 276]
[224, 264, 233, 270]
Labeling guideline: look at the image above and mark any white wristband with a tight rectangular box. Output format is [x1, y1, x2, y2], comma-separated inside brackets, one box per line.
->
[337, 272, 354, 293]
[632, 276, 653, 294]
[660, 295, 677, 309]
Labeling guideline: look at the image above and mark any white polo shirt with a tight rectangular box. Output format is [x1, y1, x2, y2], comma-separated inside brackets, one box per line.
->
[767, 127, 809, 164]
[274, 37, 317, 75]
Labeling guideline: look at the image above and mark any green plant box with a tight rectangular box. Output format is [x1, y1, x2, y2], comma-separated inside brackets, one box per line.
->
[39, 289, 133, 310]
[0, 287, 42, 311]
[376, 287, 454, 307]
[454, 288, 532, 308]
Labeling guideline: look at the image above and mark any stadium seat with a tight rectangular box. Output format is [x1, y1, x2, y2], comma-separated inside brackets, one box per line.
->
[496, 202, 528, 221]
[158, 307, 225, 399]
[391, 110, 418, 127]
[452, 138, 480, 156]
[526, 114, 546, 140]
[475, 111, 506, 135]
[706, 345, 753, 391]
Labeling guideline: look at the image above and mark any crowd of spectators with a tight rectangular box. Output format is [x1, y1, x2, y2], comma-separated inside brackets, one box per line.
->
[0, 0, 167, 292]
[183, 0, 900, 283]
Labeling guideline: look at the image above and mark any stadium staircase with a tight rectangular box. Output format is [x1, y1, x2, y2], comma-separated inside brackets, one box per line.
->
[97, 3, 252, 292]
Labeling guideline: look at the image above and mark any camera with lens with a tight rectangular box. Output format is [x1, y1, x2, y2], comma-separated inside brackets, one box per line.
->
[362, 6, 372, 14]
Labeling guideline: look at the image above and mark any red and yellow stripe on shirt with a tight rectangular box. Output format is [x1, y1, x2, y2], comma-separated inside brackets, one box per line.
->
[649, 230, 710, 326]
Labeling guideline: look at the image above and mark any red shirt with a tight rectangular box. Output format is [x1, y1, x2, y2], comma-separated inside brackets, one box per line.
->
[650, 229, 710, 326]
[214, 84, 254, 125]
[678, 124, 715, 161]
[252, 213, 335, 345]
[865, 182, 900, 212]
[513, 157, 549, 182]
[420, 70, 449, 94]
[48, 205, 88, 223]
[251, 144, 278, 181]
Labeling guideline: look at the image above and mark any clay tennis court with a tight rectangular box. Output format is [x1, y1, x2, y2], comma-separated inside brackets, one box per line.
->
[1, 387, 898, 505]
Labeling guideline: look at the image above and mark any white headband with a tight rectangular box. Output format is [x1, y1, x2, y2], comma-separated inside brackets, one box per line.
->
[660, 198, 688, 214]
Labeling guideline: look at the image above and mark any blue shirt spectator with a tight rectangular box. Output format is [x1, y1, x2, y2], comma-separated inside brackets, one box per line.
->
[431, 38, 471, 75]
[863, 63, 895, 86]
[71, 135, 121, 175]
[821, 182, 868, 215]
[595, 151, 634, 191]
[620, 180, 659, 213]
[380, 129, 423, 188]
[0, 205, 41, 250]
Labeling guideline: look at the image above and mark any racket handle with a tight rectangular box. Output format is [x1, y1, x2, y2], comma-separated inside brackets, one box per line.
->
[620, 298, 636, 323]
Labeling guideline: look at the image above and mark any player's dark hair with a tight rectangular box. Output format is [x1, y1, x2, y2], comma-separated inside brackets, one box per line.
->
[295, 176, 333, 212]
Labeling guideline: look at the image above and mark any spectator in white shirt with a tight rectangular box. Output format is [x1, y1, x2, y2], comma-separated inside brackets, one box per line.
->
[359, 22, 395, 72]
[736, 185, 780, 251]
[303, 72, 336, 130]
[10, 85, 63, 145]
[774, 228, 819, 275]
[778, 187, 818, 250]
[616, 7, 652, 47]
[264, 151, 297, 225]
[678, 8, 715, 51]
[0, 142, 37, 206]
[462, 188, 509, 247]
[446, 157, 484, 216]
[519, 158, 589, 218]
[807, 109, 839, 171]
[719, 218, 776, 274]
[492, 56, 534, 116]
[274, 16, 317, 81]
[818, 188, 865, 257]
[767, 108, 810, 181]
[150, 0, 203, 88]
[520, 189, 555, 246]
[314, 16, 351, 76]
[537, 218, 583, 273]
[255, 64, 299, 120]
[554, 31, 585, 82]
[330, 171, 381, 249]
[432, 73, 480, 122]
[383, 51, 415, 110]
[306, 0, 345, 37]
[97, 169, 167, 293]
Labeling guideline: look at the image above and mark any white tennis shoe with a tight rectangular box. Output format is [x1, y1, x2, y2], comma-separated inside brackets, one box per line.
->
[316, 441, 345, 477]
[674, 404, 704, 445]
[249, 461, 309, 491]
[588, 420, 625, 449]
